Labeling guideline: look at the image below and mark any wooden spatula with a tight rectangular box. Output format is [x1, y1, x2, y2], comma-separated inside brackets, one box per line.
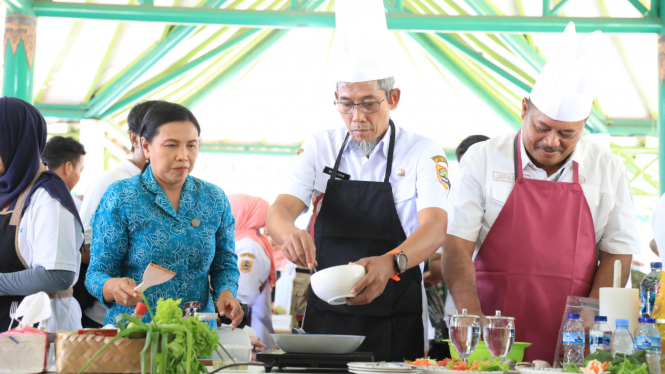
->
[134, 263, 176, 292]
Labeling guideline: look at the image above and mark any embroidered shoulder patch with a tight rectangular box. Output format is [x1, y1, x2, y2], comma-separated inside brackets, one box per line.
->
[432, 155, 447, 164]
[436, 165, 449, 189]
[240, 253, 256, 259]
[296, 148, 304, 156]
[240, 260, 253, 273]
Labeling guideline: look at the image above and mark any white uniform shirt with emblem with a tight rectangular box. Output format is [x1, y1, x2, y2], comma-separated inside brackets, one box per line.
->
[447, 132, 641, 257]
[79, 159, 141, 324]
[18, 188, 84, 333]
[282, 123, 449, 351]
[236, 238, 275, 349]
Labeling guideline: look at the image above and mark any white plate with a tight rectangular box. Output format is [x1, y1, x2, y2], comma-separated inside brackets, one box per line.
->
[271, 334, 365, 354]
[348, 362, 420, 373]
[517, 369, 562, 374]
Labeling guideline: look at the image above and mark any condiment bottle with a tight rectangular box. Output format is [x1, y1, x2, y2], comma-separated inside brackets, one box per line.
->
[127, 302, 148, 339]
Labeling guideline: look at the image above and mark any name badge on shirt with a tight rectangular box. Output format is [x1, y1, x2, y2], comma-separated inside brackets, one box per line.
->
[323, 166, 351, 180]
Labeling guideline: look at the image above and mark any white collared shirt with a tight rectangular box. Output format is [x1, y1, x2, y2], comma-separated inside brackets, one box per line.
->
[80, 159, 141, 245]
[235, 238, 275, 349]
[18, 188, 84, 333]
[283, 124, 449, 237]
[651, 194, 665, 264]
[447, 132, 641, 256]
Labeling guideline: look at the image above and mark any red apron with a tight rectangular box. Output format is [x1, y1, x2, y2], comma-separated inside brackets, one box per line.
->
[475, 131, 597, 363]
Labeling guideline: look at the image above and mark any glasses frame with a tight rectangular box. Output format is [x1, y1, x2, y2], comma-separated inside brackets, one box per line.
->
[334, 96, 389, 114]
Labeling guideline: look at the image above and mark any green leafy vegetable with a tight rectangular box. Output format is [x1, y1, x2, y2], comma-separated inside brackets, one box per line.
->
[607, 359, 648, 374]
[562, 363, 580, 373]
[474, 358, 510, 372]
[78, 295, 229, 374]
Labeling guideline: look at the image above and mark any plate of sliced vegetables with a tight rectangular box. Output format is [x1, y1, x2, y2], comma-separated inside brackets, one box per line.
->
[405, 357, 509, 374]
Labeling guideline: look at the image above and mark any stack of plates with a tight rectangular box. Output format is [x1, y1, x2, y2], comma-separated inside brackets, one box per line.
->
[347, 362, 421, 374]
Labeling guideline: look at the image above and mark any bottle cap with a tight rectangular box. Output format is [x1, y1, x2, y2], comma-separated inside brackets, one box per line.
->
[616, 318, 629, 327]
[594, 316, 608, 322]
[568, 313, 580, 319]
[135, 302, 147, 316]
[639, 318, 657, 324]
[652, 262, 662, 269]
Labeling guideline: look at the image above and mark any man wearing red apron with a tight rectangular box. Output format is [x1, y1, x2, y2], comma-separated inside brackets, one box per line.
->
[267, 0, 449, 361]
[443, 22, 640, 364]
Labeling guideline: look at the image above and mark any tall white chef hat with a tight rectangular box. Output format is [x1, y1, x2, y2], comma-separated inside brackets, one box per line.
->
[333, 0, 394, 83]
[530, 22, 602, 122]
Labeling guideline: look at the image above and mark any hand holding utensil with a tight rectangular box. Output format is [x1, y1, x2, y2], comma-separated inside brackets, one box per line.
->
[134, 263, 176, 293]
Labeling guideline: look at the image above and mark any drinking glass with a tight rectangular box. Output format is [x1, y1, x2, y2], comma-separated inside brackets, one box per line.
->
[448, 309, 482, 362]
[483, 310, 515, 362]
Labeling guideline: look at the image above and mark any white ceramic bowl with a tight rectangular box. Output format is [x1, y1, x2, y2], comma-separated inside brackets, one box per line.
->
[310, 264, 366, 305]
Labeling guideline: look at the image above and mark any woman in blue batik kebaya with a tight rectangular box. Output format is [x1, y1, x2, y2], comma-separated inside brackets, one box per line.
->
[85, 101, 243, 328]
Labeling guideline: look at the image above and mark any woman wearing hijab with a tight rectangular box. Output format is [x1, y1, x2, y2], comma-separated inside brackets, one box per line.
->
[229, 194, 276, 349]
[85, 101, 243, 329]
[0, 97, 84, 333]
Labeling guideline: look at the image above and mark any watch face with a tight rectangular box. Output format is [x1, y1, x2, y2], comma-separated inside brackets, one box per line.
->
[397, 253, 408, 271]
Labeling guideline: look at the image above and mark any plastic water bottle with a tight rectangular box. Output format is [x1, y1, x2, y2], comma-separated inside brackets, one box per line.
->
[636, 318, 661, 374]
[590, 316, 612, 353]
[611, 319, 635, 357]
[641, 263, 663, 318]
[563, 313, 585, 365]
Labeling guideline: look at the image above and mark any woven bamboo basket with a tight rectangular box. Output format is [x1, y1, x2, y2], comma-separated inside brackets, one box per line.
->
[55, 332, 151, 373]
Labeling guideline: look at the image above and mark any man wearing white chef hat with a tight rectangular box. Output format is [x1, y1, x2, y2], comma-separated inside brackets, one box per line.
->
[443, 22, 641, 363]
[267, 0, 448, 361]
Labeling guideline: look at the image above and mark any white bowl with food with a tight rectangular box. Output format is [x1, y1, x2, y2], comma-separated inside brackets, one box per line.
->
[310, 264, 366, 305]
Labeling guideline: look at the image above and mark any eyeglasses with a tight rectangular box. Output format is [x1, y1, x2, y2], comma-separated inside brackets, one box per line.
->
[334, 97, 388, 114]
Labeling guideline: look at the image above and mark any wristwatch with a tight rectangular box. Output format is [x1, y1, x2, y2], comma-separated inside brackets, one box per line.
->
[388, 249, 408, 281]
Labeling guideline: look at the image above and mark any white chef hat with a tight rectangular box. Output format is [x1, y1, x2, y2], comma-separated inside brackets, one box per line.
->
[332, 0, 394, 83]
[530, 22, 602, 122]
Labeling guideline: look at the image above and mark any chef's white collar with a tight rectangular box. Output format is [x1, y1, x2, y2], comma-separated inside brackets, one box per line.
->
[519, 130, 585, 172]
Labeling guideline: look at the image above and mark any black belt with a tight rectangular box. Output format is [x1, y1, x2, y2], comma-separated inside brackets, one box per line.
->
[295, 268, 311, 274]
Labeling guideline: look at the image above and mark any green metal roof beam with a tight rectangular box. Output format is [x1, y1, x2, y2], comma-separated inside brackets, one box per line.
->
[627, 0, 649, 16]
[100, 28, 261, 118]
[434, 33, 531, 92]
[4, 0, 33, 14]
[462, 0, 546, 71]
[410, 32, 521, 130]
[82, 0, 233, 118]
[30, 2, 665, 34]
[183, 29, 289, 108]
[550, 0, 573, 16]
[38, 108, 87, 119]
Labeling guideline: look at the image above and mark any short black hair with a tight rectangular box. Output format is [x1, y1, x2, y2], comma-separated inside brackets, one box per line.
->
[127, 100, 159, 134]
[456, 135, 490, 161]
[140, 101, 201, 173]
[41, 136, 86, 170]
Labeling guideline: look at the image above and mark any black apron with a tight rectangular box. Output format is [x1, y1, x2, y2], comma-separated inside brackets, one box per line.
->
[0, 168, 43, 331]
[302, 121, 424, 362]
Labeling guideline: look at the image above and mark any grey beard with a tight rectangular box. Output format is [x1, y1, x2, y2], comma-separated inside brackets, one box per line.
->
[350, 132, 386, 158]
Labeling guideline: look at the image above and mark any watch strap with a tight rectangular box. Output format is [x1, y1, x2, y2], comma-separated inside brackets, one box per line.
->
[387, 249, 403, 281]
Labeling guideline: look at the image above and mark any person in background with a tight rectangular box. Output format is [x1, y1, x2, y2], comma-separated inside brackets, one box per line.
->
[85, 101, 243, 330]
[228, 194, 276, 349]
[0, 97, 84, 333]
[41, 136, 86, 209]
[77, 100, 156, 328]
[651, 193, 665, 263]
[425, 135, 489, 360]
